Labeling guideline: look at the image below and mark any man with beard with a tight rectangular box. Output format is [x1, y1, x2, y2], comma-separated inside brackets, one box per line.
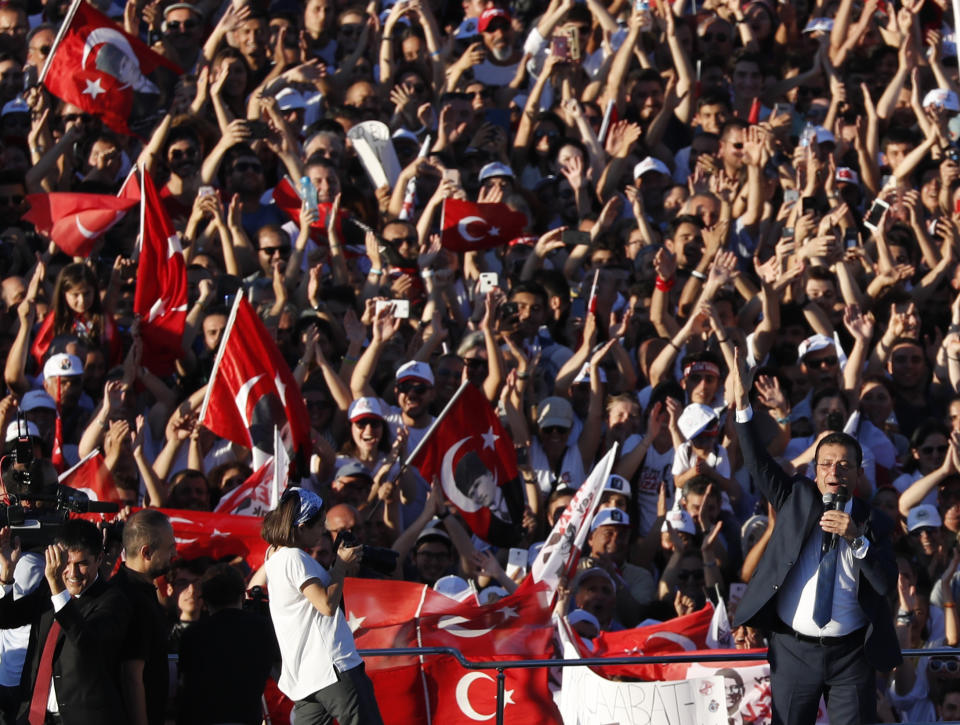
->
[504, 282, 572, 389]
[160, 3, 203, 72]
[472, 8, 521, 87]
[218, 144, 285, 239]
[114, 509, 177, 725]
[159, 126, 203, 228]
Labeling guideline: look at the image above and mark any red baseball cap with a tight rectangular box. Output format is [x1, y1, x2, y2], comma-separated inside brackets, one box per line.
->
[478, 8, 510, 32]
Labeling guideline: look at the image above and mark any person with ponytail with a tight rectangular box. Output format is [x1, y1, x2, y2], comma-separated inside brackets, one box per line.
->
[261, 487, 383, 725]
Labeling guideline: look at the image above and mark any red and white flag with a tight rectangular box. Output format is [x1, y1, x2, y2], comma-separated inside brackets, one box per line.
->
[272, 177, 349, 244]
[214, 428, 287, 517]
[158, 508, 270, 568]
[134, 167, 187, 377]
[440, 199, 528, 252]
[200, 296, 311, 460]
[531, 444, 618, 597]
[40, 0, 181, 137]
[22, 192, 137, 257]
[408, 383, 524, 547]
[59, 450, 118, 502]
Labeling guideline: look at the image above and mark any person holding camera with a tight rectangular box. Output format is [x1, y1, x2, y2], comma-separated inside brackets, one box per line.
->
[261, 487, 383, 725]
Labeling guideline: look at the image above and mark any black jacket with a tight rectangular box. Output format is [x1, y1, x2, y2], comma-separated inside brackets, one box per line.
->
[0, 577, 130, 725]
[733, 416, 902, 672]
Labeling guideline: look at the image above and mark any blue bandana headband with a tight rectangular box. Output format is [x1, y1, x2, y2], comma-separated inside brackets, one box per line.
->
[288, 487, 323, 526]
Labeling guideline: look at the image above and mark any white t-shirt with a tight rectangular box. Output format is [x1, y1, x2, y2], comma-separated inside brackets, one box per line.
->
[623, 434, 675, 536]
[530, 438, 585, 494]
[0, 552, 44, 687]
[264, 547, 362, 700]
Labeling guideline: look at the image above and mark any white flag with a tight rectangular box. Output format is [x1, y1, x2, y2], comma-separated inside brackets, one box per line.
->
[531, 444, 618, 596]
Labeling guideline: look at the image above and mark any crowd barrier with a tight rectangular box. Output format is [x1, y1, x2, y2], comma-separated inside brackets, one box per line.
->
[355, 645, 960, 725]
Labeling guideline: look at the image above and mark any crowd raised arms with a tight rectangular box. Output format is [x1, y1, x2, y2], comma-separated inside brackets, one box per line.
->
[4, 0, 960, 721]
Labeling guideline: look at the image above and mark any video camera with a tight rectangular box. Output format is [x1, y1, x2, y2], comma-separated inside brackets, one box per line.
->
[0, 415, 119, 550]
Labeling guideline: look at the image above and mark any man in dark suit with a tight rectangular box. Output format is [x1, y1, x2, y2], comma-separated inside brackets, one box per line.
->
[0, 519, 130, 725]
[731, 351, 900, 725]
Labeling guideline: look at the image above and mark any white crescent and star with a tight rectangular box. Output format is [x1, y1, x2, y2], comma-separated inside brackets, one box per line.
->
[347, 611, 366, 632]
[480, 426, 498, 450]
[456, 216, 488, 243]
[83, 78, 105, 99]
[440, 436, 479, 513]
[236, 375, 265, 428]
[454, 672, 514, 721]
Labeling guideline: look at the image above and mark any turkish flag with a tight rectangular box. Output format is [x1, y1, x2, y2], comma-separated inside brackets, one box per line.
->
[59, 451, 119, 502]
[200, 296, 311, 459]
[134, 168, 187, 377]
[440, 198, 528, 252]
[580, 604, 715, 681]
[424, 655, 561, 725]
[29, 299, 124, 369]
[22, 192, 137, 257]
[41, 1, 181, 137]
[214, 437, 287, 518]
[159, 508, 270, 568]
[409, 384, 524, 547]
[272, 177, 349, 243]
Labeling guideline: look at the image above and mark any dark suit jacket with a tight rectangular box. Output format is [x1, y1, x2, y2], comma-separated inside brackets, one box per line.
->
[0, 577, 130, 725]
[733, 415, 902, 672]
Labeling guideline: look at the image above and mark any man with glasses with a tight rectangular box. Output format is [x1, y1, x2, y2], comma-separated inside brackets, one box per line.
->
[161, 3, 204, 72]
[732, 350, 900, 725]
[218, 144, 285, 239]
[789, 333, 843, 432]
[159, 127, 203, 228]
[24, 23, 54, 73]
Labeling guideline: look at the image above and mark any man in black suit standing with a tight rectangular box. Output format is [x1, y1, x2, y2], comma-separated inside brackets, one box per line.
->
[731, 350, 901, 725]
[0, 519, 130, 725]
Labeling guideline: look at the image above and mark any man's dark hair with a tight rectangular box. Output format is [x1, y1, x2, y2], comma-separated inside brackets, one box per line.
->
[453, 451, 492, 499]
[720, 118, 749, 141]
[696, 90, 732, 112]
[666, 214, 703, 241]
[682, 475, 718, 499]
[200, 563, 247, 609]
[881, 126, 918, 151]
[534, 269, 570, 305]
[56, 519, 102, 557]
[680, 349, 721, 372]
[122, 509, 172, 556]
[807, 265, 836, 284]
[814, 431, 863, 468]
[509, 281, 548, 307]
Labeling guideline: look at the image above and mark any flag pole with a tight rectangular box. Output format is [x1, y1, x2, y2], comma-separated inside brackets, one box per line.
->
[38, 0, 82, 85]
[198, 292, 242, 424]
[402, 379, 470, 469]
[58, 448, 99, 483]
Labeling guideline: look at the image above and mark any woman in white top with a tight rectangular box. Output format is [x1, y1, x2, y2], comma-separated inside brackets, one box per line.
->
[261, 488, 383, 725]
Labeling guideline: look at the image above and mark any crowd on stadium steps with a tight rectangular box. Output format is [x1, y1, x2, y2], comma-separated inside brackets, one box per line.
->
[6, 0, 960, 719]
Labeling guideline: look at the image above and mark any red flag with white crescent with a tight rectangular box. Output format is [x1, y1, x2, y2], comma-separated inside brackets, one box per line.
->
[159, 507, 270, 567]
[41, 0, 181, 137]
[134, 168, 187, 377]
[440, 199, 528, 252]
[408, 384, 524, 547]
[59, 450, 119, 502]
[200, 296, 311, 458]
[22, 192, 137, 257]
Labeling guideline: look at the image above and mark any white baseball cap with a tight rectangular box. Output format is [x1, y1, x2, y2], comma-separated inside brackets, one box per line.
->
[678, 403, 719, 440]
[633, 156, 670, 179]
[906, 504, 942, 532]
[537, 397, 574, 429]
[396, 360, 434, 386]
[5, 420, 40, 442]
[590, 507, 630, 531]
[478, 161, 515, 182]
[603, 474, 632, 498]
[923, 88, 960, 113]
[276, 87, 306, 112]
[43, 353, 83, 379]
[797, 333, 836, 361]
[347, 396, 385, 423]
[433, 574, 474, 602]
[662, 508, 696, 536]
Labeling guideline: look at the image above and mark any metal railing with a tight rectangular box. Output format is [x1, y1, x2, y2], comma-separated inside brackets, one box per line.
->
[357, 645, 959, 725]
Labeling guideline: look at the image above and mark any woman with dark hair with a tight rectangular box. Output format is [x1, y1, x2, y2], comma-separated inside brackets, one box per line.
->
[261, 488, 382, 725]
[894, 421, 952, 508]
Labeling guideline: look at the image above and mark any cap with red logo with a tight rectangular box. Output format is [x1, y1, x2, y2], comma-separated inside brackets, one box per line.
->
[478, 8, 510, 32]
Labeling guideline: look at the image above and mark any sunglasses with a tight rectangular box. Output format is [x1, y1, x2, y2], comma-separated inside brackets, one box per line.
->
[232, 161, 262, 173]
[353, 417, 383, 429]
[398, 381, 429, 395]
[535, 129, 559, 140]
[385, 236, 418, 246]
[169, 147, 198, 161]
[920, 445, 949, 456]
[542, 426, 569, 435]
[29, 43, 51, 56]
[259, 245, 291, 256]
[62, 113, 94, 124]
[405, 82, 426, 93]
[0, 195, 24, 205]
[165, 19, 198, 32]
[305, 399, 334, 410]
[930, 658, 960, 673]
[804, 355, 839, 368]
[676, 569, 705, 582]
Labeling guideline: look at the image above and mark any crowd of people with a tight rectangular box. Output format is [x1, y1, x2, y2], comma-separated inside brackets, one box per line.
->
[4, 0, 960, 720]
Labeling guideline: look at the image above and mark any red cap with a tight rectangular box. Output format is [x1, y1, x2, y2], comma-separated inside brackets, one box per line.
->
[478, 8, 510, 32]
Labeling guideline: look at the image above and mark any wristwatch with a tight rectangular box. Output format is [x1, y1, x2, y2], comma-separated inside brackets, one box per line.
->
[850, 535, 866, 550]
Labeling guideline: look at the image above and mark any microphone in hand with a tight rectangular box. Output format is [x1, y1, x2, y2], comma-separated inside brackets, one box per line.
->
[821, 491, 848, 554]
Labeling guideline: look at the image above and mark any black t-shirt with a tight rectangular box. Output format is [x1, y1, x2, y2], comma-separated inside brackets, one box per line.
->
[177, 608, 279, 725]
[113, 565, 169, 725]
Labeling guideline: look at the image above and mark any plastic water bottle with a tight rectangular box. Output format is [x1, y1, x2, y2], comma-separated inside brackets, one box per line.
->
[299, 176, 318, 216]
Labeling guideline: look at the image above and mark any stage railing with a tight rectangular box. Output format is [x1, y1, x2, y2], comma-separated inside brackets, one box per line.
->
[356, 645, 959, 725]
